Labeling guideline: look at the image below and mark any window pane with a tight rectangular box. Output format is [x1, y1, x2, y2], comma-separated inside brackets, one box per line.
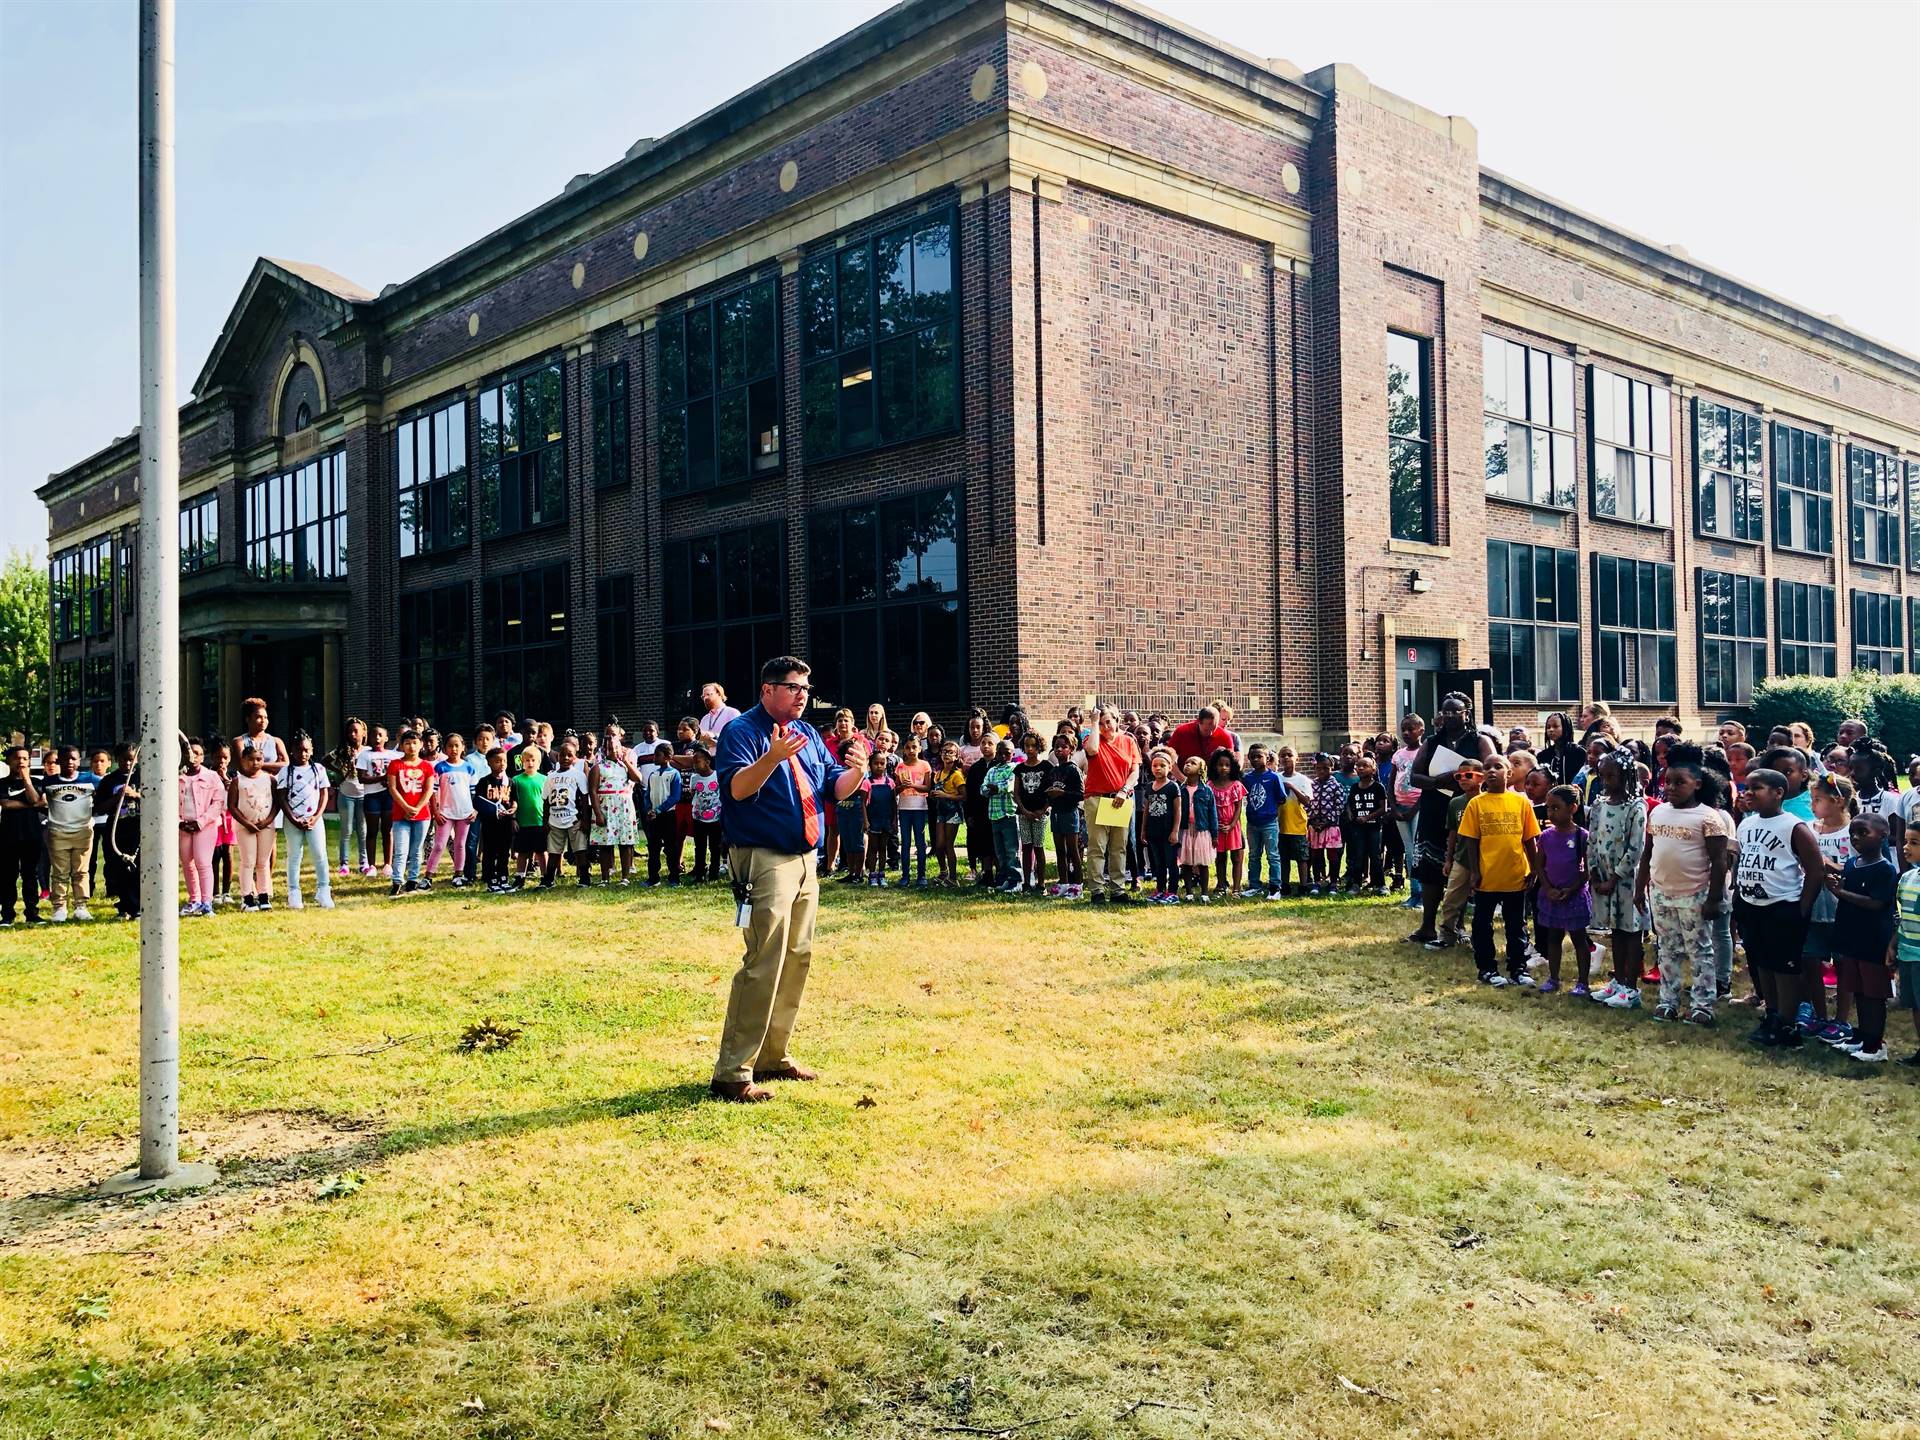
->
[685, 306, 713, 400]
[876, 228, 913, 336]
[803, 359, 839, 457]
[1483, 334, 1508, 416]
[837, 245, 871, 349]
[916, 325, 957, 435]
[1487, 542, 1509, 616]
[802, 256, 836, 358]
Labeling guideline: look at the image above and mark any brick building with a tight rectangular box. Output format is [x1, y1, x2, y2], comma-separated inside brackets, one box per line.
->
[38, 0, 1920, 752]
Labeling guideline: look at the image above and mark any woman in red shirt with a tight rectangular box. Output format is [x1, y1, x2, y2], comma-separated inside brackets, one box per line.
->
[1082, 708, 1141, 904]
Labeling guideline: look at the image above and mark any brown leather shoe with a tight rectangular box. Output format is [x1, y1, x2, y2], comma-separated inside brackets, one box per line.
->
[709, 1079, 775, 1103]
[751, 1061, 819, 1082]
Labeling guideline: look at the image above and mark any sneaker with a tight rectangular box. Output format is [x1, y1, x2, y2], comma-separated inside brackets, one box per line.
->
[241, 895, 256, 911]
[1748, 1015, 1781, 1046]
[179, 902, 195, 918]
[1644, 966, 1662, 984]
[1652, 1003, 1681, 1022]
[1897, 1050, 1920, 1068]
[1423, 935, 1456, 951]
[1686, 1008, 1715, 1028]
[419, 876, 434, 892]
[73, 906, 91, 922]
[1794, 1002, 1817, 1036]
[1265, 888, 1281, 901]
[286, 896, 303, 911]
[1239, 887, 1262, 899]
[1537, 978, 1559, 994]
[1775, 1025, 1804, 1050]
[50, 907, 67, 924]
[257, 898, 272, 912]
[317, 894, 334, 909]
[1570, 983, 1591, 999]
[389, 883, 403, 898]
[1478, 971, 1508, 987]
[360, 864, 376, 877]
[1513, 971, 1537, 989]
[1814, 1020, 1856, 1048]
[1600, 986, 1641, 1010]
[451, 876, 468, 889]
[1850, 1046, 1889, 1063]
[872, 876, 887, 889]
[541, 878, 557, 890]
[1090, 892, 1108, 906]
[1590, 981, 1622, 1003]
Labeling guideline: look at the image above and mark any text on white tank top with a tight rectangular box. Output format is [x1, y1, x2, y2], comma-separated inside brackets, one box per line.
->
[1735, 810, 1804, 905]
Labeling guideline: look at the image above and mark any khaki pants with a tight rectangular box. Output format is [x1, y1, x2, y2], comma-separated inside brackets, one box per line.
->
[714, 846, 819, 1085]
[49, 828, 93, 909]
[1082, 799, 1130, 898]
[1437, 860, 1473, 936]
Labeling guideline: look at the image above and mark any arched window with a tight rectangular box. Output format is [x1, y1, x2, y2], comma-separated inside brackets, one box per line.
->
[295, 401, 312, 431]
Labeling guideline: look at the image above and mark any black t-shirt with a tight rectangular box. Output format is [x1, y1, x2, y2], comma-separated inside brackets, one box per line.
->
[1014, 759, 1053, 816]
[1045, 759, 1083, 819]
[1832, 856, 1897, 962]
[1346, 779, 1389, 824]
[1143, 779, 1184, 841]
[0, 775, 40, 839]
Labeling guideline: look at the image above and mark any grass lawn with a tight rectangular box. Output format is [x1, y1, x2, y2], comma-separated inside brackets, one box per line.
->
[2, 877, 1917, 1439]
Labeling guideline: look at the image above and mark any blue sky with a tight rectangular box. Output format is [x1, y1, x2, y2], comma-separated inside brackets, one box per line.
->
[3, 0, 1915, 547]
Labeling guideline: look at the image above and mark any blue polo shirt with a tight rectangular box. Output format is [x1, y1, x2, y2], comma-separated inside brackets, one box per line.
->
[715, 704, 845, 854]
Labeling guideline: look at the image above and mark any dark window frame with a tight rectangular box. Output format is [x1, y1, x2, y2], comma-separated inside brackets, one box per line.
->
[592, 360, 631, 490]
[1486, 539, 1579, 703]
[1851, 588, 1903, 674]
[79, 535, 113, 638]
[659, 276, 780, 493]
[1388, 331, 1435, 542]
[478, 357, 566, 538]
[1907, 460, 1920, 577]
[807, 485, 965, 715]
[1692, 398, 1765, 545]
[50, 549, 79, 643]
[1847, 443, 1901, 569]
[480, 563, 570, 724]
[243, 449, 348, 582]
[1588, 367, 1673, 528]
[53, 659, 81, 744]
[801, 207, 959, 464]
[395, 395, 471, 559]
[1775, 579, 1837, 677]
[398, 582, 472, 722]
[1771, 420, 1834, 556]
[596, 573, 635, 702]
[1697, 569, 1767, 708]
[1591, 553, 1676, 703]
[1482, 333, 1577, 511]
[660, 523, 786, 718]
[180, 490, 219, 574]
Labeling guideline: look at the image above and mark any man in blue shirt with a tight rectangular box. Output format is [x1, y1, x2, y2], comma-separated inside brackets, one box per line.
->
[711, 655, 870, 1101]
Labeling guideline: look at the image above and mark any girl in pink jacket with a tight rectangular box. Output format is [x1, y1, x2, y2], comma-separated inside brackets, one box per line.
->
[178, 738, 228, 917]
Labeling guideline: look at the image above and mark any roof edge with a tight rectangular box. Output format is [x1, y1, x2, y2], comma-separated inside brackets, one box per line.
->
[1481, 168, 1920, 380]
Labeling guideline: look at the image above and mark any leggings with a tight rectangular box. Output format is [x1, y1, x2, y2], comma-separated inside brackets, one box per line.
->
[898, 810, 929, 881]
[179, 827, 217, 904]
[235, 825, 275, 898]
[213, 842, 232, 896]
[426, 817, 472, 877]
[1147, 835, 1179, 893]
[691, 819, 725, 880]
[336, 794, 366, 867]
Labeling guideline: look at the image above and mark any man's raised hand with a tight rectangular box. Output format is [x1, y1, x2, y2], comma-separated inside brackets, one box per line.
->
[768, 724, 810, 764]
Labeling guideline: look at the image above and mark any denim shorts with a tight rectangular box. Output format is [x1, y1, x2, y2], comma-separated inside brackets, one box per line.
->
[362, 792, 391, 820]
[931, 797, 964, 826]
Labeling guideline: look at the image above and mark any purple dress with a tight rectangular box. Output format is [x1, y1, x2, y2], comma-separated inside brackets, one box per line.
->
[1535, 824, 1592, 930]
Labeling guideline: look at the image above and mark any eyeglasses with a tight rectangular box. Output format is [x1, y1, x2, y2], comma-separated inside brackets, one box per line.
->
[768, 681, 812, 697]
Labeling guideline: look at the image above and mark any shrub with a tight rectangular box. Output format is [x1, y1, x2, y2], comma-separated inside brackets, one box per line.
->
[1745, 674, 1877, 753]
[1865, 674, 1920, 764]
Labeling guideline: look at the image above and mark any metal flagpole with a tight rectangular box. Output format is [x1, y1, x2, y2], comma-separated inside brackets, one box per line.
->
[102, 0, 215, 1196]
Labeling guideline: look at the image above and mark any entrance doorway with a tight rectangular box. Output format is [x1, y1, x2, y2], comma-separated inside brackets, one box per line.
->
[1395, 640, 1446, 725]
[242, 638, 325, 741]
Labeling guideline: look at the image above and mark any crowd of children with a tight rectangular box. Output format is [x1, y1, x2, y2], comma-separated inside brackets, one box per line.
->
[5, 692, 1917, 1069]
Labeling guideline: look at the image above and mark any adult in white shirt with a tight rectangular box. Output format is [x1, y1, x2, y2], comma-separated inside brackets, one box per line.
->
[234, 697, 286, 776]
[698, 683, 741, 745]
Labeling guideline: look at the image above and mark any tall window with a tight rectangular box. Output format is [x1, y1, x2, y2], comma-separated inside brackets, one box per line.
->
[180, 492, 219, 574]
[1387, 332, 1434, 541]
[50, 549, 79, 642]
[84, 656, 113, 745]
[244, 450, 347, 580]
[1592, 554, 1675, 703]
[1852, 590, 1903, 674]
[398, 583, 471, 721]
[1694, 399, 1764, 543]
[1771, 421, 1833, 555]
[53, 660, 80, 743]
[1483, 334, 1575, 509]
[596, 574, 635, 702]
[802, 211, 957, 461]
[1907, 460, 1920, 576]
[1909, 598, 1920, 673]
[1698, 570, 1766, 707]
[1487, 539, 1578, 703]
[809, 486, 963, 713]
[1848, 444, 1901, 568]
[660, 278, 779, 492]
[81, 535, 113, 637]
[661, 524, 784, 717]
[1775, 580, 1836, 677]
[1590, 368, 1672, 526]
[478, 358, 564, 537]
[396, 397, 469, 558]
[592, 360, 631, 489]
[481, 564, 569, 722]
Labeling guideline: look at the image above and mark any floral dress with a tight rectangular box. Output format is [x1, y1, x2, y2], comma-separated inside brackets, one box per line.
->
[1211, 779, 1246, 852]
[1585, 794, 1646, 933]
[589, 756, 639, 846]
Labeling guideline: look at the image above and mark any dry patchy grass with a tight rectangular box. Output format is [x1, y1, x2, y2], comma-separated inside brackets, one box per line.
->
[0, 879, 1916, 1438]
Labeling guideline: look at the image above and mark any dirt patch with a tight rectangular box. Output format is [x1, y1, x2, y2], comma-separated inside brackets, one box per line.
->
[0, 1109, 381, 1255]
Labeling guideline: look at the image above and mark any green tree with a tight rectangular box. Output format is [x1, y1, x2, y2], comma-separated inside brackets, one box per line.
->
[0, 548, 50, 744]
